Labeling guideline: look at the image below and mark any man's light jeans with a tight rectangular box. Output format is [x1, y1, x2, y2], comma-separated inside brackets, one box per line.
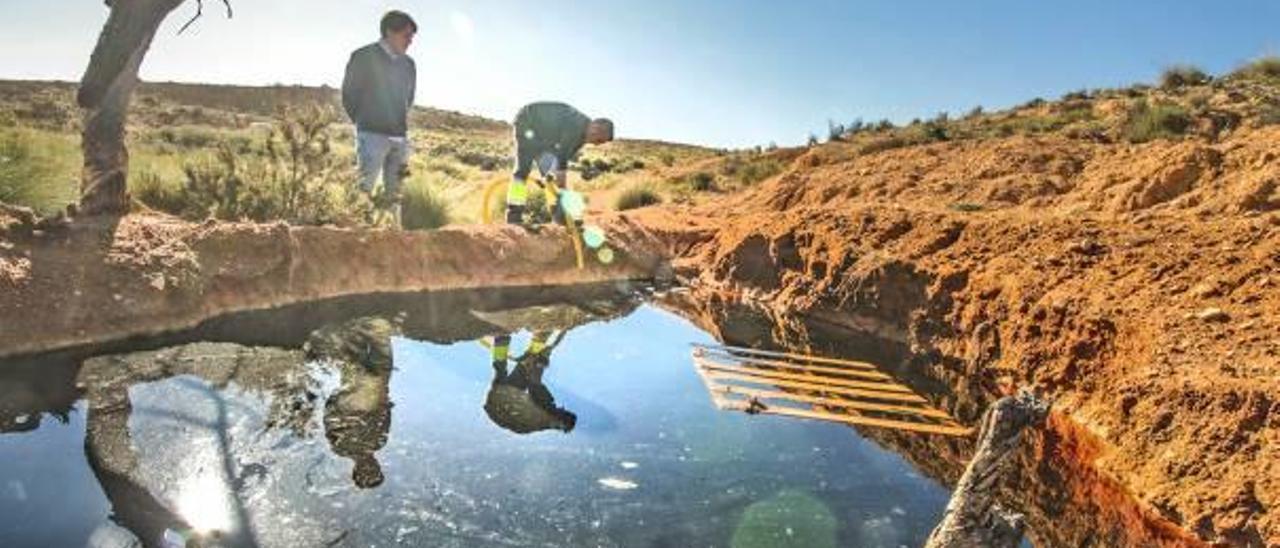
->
[356, 131, 409, 197]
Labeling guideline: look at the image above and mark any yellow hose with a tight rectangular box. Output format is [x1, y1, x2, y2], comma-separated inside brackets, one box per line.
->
[480, 176, 507, 224]
[479, 176, 586, 270]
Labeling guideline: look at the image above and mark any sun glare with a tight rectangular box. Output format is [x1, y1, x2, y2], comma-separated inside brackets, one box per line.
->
[176, 473, 235, 535]
[450, 11, 475, 43]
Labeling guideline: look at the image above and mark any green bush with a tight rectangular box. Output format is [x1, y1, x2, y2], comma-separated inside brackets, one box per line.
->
[455, 151, 506, 171]
[1233, 56, 1280, 80]
[614, 184, 662, 211]
[1020, 98, 1047, 110]
[991, 103, 1095, 137]
[912, 116, 950, 142]
[400, 179, 451, 230]
[827, 120, 846, 143]
[132, 171, 186, 213]
[1259, 104, 1280, 127]
[688, 171, 716, 192]
[0, 128, 78, 214]
[156, 125, 225, 149]
[523, 188, 554, 224]
[1062, 89, 1091, 101]
[858, 136, 909, 155]
[1160, 65, 1211, 89]
[159, 106, 378, 226]
[1123, 99, 1192, 143]
[738, 159, 782, 185]
[720, 154, 784, 186]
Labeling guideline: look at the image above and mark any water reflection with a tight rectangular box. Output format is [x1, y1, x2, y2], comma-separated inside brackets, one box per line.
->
[0, 286, 955, 547]
[306, 316, 401, 489]
[485, 331, 577, 434]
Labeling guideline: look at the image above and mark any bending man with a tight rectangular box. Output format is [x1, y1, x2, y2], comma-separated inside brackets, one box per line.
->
[507, 102, 614, 224]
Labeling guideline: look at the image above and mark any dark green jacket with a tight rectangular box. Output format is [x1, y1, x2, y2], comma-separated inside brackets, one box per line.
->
[513, 102, 591, 179]
[342, 43, 416, 137]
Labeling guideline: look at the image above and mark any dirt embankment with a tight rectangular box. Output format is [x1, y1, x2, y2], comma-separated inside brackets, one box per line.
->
[628, 125, 1280, 545]
[0, 211, 668, 359]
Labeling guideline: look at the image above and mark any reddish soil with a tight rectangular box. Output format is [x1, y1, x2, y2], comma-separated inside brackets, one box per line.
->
[626, 125, 1280, 545]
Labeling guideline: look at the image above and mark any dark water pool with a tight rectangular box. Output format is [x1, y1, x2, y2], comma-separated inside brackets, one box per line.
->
[0, 290, 951, 547]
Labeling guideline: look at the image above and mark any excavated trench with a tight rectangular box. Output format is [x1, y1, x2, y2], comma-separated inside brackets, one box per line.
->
[659, 288, 1206, 547]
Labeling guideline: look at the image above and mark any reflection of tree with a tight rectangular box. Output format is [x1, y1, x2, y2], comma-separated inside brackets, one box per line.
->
[79, 344, 290, 547]
[483, 331, 576, 435]
[74, 315, 401, 545]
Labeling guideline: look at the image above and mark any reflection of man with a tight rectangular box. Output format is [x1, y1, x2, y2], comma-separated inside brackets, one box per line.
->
[306, 316, 400, 489]
[484, 331, 577, 434]
[506, 102, 614, 225]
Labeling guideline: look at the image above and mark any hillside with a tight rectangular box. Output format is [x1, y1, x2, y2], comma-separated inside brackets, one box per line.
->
[624, 63, 1280, 546]
[0, 79, 722, 222]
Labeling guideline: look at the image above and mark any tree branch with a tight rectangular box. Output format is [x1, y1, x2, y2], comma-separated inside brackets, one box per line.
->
[177, 0, 233, 35]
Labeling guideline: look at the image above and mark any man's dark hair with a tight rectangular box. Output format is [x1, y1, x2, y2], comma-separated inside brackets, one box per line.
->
[380, 11, 418, 38]
[593, 118, 615, 141]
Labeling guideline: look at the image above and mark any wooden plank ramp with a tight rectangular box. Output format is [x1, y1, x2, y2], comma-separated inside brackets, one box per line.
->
[691, 344, 973, 437]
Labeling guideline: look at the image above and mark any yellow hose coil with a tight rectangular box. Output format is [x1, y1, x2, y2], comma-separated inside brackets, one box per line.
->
[480, 176, 586, 269]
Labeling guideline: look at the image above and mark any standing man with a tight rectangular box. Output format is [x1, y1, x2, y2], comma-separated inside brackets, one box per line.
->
[342, 11, 418, 222]
[507, 102, 614, 224]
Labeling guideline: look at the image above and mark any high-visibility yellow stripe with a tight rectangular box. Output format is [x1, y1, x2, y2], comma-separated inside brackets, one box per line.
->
[493, 344, 510, 361]
[506, 179, 528, 206]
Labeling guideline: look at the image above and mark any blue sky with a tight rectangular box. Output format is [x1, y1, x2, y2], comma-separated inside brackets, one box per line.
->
[0, 0, 1277, 147]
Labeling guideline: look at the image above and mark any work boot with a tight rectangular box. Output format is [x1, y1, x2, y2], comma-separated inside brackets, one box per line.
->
[506, 205, 525, 225]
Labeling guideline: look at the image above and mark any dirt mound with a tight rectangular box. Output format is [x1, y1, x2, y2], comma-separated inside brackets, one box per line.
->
[625, 114, 1280, 544]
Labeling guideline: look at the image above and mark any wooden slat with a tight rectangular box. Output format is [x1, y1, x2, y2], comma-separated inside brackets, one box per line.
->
[720, 399, 972, 437]
[699, 360, 914, 395]
[696, 349, 894, 382]
[710, 384, 954, 420]
[695, 343, 881, 371]
[701, 368, 929, 405]
[693, 358, 734, 409]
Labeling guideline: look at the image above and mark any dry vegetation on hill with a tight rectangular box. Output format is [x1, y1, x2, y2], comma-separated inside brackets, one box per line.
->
[0, 79, 721, 224]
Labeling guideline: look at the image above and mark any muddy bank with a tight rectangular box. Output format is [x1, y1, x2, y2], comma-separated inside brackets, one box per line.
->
[0, 212, 668, 359]
[627, 125, 1280, 545]
[646, 206, 1278, 545]
[659, 290, 1210, 547]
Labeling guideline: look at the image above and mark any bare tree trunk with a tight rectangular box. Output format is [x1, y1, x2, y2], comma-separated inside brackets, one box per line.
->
[78, 0, 185, 216]
[925, 390, 1051, 548]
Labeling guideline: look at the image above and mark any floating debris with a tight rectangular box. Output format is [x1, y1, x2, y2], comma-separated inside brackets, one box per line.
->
[597, 477, 638, 490]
